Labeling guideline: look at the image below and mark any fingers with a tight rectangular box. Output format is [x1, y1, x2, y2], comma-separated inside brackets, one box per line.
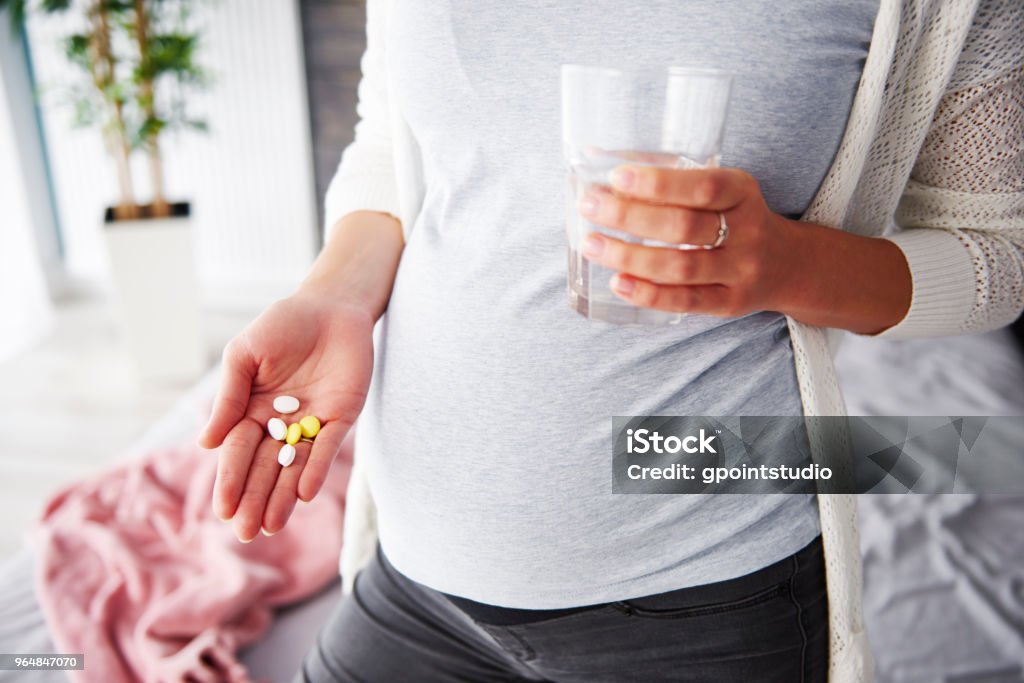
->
[260, 419, 349, 533]
[261, 440, 313, 534]
[232, 436, 293, 542]
[609, 165, 756, 211]
[198, 339, 256, 450]
[610, 276, 742, 316]
[212, 417, 263, 521]
[582, 233, 728, 285]
[579, 187, 722, 245]
[217, 417, 349, 538]
[297, 420, 350, 502]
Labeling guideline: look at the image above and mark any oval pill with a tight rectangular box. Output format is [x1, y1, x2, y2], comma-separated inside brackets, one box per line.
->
[267, 417, 287, 441]
[285, 422, 302, 445]
[273, 395, 300, 414]
[278, 443, 296, 467]
[299, 415, 321, 439]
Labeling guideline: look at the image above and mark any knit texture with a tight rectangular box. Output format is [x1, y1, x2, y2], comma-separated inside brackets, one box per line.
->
[327, 0, 1024, 680]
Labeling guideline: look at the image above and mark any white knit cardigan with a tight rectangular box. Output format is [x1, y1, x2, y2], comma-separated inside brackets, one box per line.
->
[324, 0, 1024, 680]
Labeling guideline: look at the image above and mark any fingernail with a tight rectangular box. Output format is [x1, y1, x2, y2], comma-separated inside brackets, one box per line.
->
[612, 274, 635, 296]
[610, 167, 635, 190]
[260, 528, 276, 537]
[238, 536, 253, 544]
[579, 193, 599, 216]
[582, 234, 604, 258]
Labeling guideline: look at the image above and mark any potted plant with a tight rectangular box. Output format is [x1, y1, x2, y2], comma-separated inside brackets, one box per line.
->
[3, 0, 209, 383]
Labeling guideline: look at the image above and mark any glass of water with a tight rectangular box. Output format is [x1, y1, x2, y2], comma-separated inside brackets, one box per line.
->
[561, 65, 734, 325]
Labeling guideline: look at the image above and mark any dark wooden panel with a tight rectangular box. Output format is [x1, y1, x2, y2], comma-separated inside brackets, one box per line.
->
[299, 0, 367, 239]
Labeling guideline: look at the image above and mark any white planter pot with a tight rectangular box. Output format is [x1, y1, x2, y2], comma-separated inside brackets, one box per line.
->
[104, 203, 206, 384]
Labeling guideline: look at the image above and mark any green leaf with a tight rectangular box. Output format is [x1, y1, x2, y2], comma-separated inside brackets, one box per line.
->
[138, 115, 166, 141]
[64, 34, 91, 68]
[40, 0, 72, 11]
[100, 0, 135, 13]
[147, 33, 200, 78]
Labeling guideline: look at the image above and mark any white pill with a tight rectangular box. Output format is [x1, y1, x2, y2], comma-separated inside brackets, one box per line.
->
[278, 443, 296, 467]
[267, 417, 287, 441]
[273, 395, 300, 414]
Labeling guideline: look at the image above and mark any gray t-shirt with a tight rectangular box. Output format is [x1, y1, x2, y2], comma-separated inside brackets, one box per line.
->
[357, 0, 878, 608]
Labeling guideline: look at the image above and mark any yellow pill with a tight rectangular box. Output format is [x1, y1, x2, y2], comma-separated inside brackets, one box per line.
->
[285, 423, 302, 445]
[299, 415, 321, 439]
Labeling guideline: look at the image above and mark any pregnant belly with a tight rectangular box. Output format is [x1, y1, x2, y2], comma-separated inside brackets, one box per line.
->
[353, 239, 813, 605]
[365, 237, 801, 481]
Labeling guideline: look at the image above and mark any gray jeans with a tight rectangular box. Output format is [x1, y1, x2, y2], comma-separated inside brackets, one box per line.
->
[296, 537, 828, 682]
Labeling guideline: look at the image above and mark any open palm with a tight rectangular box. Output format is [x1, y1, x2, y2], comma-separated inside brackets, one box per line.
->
[198, 295, 374, 541]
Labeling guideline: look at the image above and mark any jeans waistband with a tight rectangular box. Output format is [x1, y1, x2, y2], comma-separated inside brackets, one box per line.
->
[441, 535, 824, 626]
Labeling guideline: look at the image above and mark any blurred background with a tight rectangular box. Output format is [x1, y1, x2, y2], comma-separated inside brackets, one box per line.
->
[0, 0, 365, 559]
[0, 2, 1022, 682]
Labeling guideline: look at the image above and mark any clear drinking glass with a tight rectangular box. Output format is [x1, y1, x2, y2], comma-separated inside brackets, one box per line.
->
[561, 65, 734, 325]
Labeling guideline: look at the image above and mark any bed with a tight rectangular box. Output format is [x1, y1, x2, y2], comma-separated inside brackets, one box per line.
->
[1, 328, 1022, 682]
[837, 328, 1024, 682]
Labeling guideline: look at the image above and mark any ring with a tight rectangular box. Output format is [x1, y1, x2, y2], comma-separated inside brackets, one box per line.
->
[705, 211, 729, 250]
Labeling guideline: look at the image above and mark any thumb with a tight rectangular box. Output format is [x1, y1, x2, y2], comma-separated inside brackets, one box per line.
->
[197, 339, 256, 449]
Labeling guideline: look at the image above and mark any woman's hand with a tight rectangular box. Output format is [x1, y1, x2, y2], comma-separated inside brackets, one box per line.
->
[197, 292, 374, 542]
[198, 210, 403, 543]
[578, 166, 800, 316]
[578, 165, 912, 334]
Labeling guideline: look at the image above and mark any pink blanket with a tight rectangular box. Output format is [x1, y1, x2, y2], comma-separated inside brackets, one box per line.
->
[31, 436, 351, 683]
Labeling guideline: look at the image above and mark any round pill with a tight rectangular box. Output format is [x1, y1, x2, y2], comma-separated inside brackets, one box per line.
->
[278, 443, 296, 467]
[267, 417, 287, 441]
[273, 395, 300, 414]
[299, 416, 321, 439]
[285, 422, 302, 445]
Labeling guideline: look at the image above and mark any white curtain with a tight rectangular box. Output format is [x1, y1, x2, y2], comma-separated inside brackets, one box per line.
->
[0, 22, 55, 363]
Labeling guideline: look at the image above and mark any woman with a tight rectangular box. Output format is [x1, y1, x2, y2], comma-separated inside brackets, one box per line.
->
[198, 0, 1023, 680]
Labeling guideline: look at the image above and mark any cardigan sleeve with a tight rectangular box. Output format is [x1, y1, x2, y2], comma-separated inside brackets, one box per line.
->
[322, 0, 402, 236]
[877, 0, 1024, 339]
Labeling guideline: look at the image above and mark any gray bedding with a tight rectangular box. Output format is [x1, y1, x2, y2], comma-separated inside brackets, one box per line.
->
[837, 329, 1024, 682]
[1, 329, 1022, 682]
